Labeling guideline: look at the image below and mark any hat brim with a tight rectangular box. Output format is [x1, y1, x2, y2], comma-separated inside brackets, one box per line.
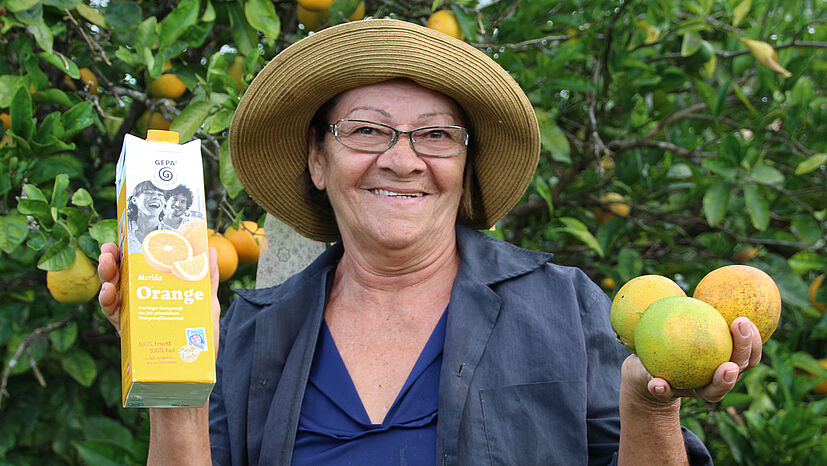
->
[230, 19, 540, 242]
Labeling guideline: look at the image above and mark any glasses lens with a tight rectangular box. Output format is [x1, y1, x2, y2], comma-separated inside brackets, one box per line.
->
[411, 127, 468, 156]
[335, 120, 394, 152]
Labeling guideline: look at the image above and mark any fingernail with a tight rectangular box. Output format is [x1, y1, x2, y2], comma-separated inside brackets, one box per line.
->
[724, 369, 738, 383]
[654, 386, 666, 394]
[739, 320, 752, 337]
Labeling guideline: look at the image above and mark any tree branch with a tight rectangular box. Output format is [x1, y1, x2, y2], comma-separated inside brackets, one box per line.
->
[0, 307, 82, 409]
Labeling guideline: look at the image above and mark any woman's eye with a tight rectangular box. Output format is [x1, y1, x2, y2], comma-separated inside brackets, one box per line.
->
[423, 129, 448, 139]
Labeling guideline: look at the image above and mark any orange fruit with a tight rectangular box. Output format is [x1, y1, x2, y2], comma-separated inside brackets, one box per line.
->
[142, 229, 193, 273]
[426, 10, 464, 40]
[148, 61, 187, 99]
[347, 1, 365, 21]
[693, 265, 782, 343]
[297, 4, 327, 30]
[171, 252, 209, 281]
[297, 0, 334, 10]
[227, 56, 245, 91]
[733, 246, 759, 262]
[610, 275, 686, 353]
[813, 359, 827, 394]
[224, 220, 264, 265]
[0, 112, 10, 130]
[208, 230, 238, 282]
[601, 277, 616, 290]
[140, 109, 172, 130]
[594, 192, 629, 224]
[810, 274, 826, 313]
[177, 220, 209, 256]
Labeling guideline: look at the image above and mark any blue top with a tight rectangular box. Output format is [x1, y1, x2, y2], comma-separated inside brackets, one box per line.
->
[292, 311, 448, 465]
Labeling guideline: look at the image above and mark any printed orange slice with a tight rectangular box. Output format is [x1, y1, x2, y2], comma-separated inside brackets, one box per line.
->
[177, 219, 209, 256]
[171, 252, 209, 281]
[142, 229, 193, 273]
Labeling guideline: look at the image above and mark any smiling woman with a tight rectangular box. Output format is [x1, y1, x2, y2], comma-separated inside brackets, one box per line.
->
[126, 180, 165, 250]
[97, 18, 764, 466]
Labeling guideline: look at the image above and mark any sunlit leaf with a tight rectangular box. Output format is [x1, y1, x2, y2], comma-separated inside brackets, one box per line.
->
[170, 100, 212, 143]
[244, 0, 281, 41]
[61, 349, 98, 387]
[557, 217, 604, 257]
[794, 153, 827, 175]
[743, 184, 769, 230]
[702, 182, 729, 226]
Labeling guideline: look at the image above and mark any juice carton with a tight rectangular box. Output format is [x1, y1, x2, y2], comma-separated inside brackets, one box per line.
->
[115, 130, 215, 408]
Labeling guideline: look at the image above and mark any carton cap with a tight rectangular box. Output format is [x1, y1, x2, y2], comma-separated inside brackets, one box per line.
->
[146, 130, 179, 144]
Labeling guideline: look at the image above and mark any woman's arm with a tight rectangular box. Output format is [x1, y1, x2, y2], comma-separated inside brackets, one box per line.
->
[98, 242, 221, 465]
[617, 317, 762, 465]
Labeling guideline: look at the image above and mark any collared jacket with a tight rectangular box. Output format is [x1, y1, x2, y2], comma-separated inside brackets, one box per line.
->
[209, 225, 712, 465]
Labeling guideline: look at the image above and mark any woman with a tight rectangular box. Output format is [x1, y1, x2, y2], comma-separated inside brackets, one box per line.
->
[99, 20, 762, 465]
[125, 180, 165, 250]
[159, 184, 194, 230]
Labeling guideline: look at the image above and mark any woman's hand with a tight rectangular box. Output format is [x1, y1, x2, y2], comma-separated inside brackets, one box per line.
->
[622, 316, 763, 404]
[97, 242, 222, 352]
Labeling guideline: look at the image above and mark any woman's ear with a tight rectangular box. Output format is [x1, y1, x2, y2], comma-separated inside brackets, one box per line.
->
[307, 132, 327, 191]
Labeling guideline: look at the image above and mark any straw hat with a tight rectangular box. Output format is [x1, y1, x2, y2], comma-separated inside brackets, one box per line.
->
[230, 19, 540, 242]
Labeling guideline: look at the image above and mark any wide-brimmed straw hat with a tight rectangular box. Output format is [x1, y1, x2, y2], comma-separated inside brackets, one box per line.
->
[230, 18, 540, 242]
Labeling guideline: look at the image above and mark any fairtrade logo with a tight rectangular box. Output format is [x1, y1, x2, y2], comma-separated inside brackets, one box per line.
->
[179, 344, 200, 363]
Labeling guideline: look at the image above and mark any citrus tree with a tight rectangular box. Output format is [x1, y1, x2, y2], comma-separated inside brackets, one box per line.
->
[0, 0, 825, 463]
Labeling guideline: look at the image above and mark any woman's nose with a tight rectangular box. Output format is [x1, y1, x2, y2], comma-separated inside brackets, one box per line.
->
[376, 136, 426, 175]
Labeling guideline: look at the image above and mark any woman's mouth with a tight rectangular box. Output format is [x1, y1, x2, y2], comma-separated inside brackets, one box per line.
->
[370, 188, 424, 199]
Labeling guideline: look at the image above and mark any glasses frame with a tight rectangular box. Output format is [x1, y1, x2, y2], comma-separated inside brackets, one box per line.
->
[327, 119, 469, 158]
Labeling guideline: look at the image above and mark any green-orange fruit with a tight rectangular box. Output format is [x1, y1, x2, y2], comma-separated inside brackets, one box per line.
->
[693, 265, 781, 343]
[47, 247, 101, 304]
[634, 296, 733, 389]
[610, 275, 686, 352]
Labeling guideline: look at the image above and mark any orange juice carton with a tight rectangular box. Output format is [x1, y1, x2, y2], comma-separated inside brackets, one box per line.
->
[115, 130, 215, 408]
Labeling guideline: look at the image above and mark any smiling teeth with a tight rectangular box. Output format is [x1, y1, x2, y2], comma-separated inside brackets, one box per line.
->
[372, 189, 423, 199]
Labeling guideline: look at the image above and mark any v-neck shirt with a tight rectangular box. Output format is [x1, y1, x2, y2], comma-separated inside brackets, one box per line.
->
[291, 309, 448, 465]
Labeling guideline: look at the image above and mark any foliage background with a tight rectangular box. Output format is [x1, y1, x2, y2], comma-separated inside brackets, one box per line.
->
[0, 0, 825, 463]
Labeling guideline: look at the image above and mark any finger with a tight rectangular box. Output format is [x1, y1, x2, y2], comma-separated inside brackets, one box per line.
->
[98, 281, 121, 334]
[730, 317, 761, 371]
[647, 377, 677, 402]
[97, 243, 120, 285]
[696, 361, 739, 402]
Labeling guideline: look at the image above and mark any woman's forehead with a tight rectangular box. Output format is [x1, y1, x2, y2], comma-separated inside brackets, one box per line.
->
[331, 79, 462, 120]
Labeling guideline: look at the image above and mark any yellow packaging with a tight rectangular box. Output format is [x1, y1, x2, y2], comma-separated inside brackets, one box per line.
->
[115, 130, 215, 408]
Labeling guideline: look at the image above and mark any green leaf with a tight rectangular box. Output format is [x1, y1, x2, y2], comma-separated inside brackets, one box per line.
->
[219, 139, 244, 199]
[37, 51, 79, 78]
[61, 101, 96, 138]
[22, 183, 47, 201]
[790, 214, 822, 244]
[158, 0, 199, 50]
[10, 86, 34, 141]
[75, 3, 108, 28]
[244, 0, 281, 42]
[136, 16, 159, 70]
[204, 107, 234, 134]
[536, 111, 571, 164]
[794, 153, 827, 175]
[617, 247, 643, 282]
[748, 164, 784, 185]
[0, 215, 29, 254]
[743, 184, 769, 231]
[32, 88, 75, 107]
[60, 207, 90, 237]
[27, 154, 85, 184]
[558, 217, 604, 257]
[681, 31, 702, 57]
[787, 251, 827, 276]
[702, 157, 738, 180]
[26, 19, 54, 54]
[72, 440, 127, 466]
[702, 182, 729, 226]
[61, 349, 98, 387]
[6, 0, 40, 12]
[732, 0, 752, 27]
[83, 416, 133, 446]
[18, 199, 51, 224]
[226, 2, 257, 55]
[51, 173, 70, 209]
[37, 236, 74, 271]
[71, 188, 94, 207]
[48, 322, 78, 352]
[171, 100, 212, 143]
[533, 178, 553, 217]
[89, 219, 118, 247]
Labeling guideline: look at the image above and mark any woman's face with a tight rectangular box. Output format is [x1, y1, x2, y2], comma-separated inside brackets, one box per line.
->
[164, 193, 189, 219]
[308, 79, 467, 250]
[134, 188, 165, 217]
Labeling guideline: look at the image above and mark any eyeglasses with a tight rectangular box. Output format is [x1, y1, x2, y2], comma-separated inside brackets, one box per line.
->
[327, 119, 469, 157]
